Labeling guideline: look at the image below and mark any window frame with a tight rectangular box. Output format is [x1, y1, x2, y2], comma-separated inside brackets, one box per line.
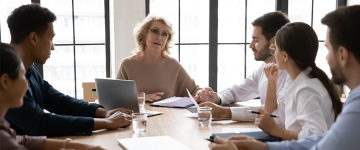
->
[146, 0, 347, 92]
[29, 0, 110, 98]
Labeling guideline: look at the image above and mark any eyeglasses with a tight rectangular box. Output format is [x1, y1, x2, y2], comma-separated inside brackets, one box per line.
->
[269, 44, 277, 55]
[149, 29, 171, 39]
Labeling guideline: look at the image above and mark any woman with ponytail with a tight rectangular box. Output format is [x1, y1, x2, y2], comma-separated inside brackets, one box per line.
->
[254, 22, 342, 140]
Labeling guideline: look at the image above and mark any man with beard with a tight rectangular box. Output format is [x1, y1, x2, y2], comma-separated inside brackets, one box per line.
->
[195, 11, 290, 124]
[209, 5, 360, 150]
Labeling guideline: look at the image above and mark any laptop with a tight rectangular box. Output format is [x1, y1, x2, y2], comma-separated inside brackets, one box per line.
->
[95, 78, 162, 117]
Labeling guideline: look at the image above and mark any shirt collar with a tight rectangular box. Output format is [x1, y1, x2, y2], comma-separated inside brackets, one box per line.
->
[285, 68, 311, 93]
[25, 68, 32, 79]
[346, 84, 360, 104]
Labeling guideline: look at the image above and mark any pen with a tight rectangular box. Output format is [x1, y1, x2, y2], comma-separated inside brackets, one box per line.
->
[246, 110, 279, 118]
[204, 138, 214, 142]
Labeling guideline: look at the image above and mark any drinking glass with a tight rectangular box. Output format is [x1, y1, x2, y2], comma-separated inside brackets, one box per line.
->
[132, 113, 147, 133]
[137, 92, 145, 113]
[198, 107, 212, 126]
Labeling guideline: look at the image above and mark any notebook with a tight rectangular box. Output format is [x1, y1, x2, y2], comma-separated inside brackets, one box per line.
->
[186, 107, 198, 113]
[117, 136, 191, 150]
[211, 131, 282, 142]
[150, 97, 194, 108]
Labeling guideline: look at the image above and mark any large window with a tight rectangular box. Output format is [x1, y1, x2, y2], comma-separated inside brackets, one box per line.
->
[1, 0, 31, 42]
[0, 0, 109, 99]
[348, 0, 360, 5]
[147, 0, 345, 92]
[149, 0, 210, 88]
[288, 0, 336, 78]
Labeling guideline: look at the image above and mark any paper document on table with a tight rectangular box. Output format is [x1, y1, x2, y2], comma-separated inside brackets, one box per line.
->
[186, 88, 199, 107]
[118, 136, 191, 150]
[184, 113, 198, 118]
[222, 128, 262, 133]
[150, 97, 194, 108]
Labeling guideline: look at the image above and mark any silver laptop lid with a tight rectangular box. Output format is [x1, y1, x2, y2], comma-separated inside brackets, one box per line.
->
[95, 78, 139, 113]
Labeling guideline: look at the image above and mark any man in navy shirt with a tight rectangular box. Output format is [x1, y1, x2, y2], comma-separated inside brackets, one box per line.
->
[5, 4, 132, 137]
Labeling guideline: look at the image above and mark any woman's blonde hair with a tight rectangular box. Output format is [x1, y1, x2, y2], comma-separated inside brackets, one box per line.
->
[133, 14, 175, 58]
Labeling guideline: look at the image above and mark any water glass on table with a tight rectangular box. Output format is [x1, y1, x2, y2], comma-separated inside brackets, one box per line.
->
[137, 92, 145, 113]
[198, 107, 212, 127]
[132, 113, 147, 133]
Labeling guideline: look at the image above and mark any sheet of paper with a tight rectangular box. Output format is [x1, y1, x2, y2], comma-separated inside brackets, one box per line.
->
[151, 97, 193, 107]
[222, 128, 262, 133]
[184, 113, 198, 118]
[186, 88, 199, 107]
[118, 136, 191, 150]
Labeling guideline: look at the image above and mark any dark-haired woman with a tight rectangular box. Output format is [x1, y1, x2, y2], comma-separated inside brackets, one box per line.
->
[255, 22, 342, 140]
[0, 43, 105, 150]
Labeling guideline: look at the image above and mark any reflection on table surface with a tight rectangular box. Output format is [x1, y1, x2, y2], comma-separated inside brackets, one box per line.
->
[50, 100, 259, 150]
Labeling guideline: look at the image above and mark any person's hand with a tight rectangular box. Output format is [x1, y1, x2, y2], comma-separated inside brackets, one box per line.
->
[199, 102, 231, 119]
[264, 63, 279, 82]
[194, 87, 221, 104]
[106, 111, 132, 129]
[84, 145, 106, 150]
[209, 137, 238, 150]
[255, 109, 278, 135]
[66, 141, 106, 150]
[105, 108, 133, 117]
[145, 92, 164, 102]
[227, 136, 269, 150]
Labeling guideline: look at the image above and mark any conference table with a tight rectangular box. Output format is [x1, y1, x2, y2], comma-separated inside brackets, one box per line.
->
[51, 100, 260, 150]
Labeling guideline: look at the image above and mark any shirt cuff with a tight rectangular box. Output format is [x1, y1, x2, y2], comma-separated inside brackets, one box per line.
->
[219, 94, 228, 105]
[267, 141, 291, 150]
[73, 116, 94, 136]
[88, 103, 103, 118]
[230, 107, 257, 121]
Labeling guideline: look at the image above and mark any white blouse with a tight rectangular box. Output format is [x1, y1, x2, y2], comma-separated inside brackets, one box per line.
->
[218, 63, 289, 127]
[282, 67, 335, 139]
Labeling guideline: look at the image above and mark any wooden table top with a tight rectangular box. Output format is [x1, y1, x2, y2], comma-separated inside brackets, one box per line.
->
[50, 102, 258, 150]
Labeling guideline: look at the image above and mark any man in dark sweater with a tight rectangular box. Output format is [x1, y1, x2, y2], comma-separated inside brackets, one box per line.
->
[5, 4, 132, 137]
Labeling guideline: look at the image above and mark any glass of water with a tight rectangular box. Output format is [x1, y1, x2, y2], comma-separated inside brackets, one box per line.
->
[132, 113, 147, 133]
[198, 107, 212, 127]
[137, 92, 145, 113]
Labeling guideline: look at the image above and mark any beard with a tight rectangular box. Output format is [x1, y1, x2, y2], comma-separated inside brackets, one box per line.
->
[254, 43, 272, 61]
[330, 62, 346, 85]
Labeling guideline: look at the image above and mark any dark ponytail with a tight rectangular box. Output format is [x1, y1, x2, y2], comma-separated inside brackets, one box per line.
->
[0, 43, 22, 80]
[276, 22, 342, 119]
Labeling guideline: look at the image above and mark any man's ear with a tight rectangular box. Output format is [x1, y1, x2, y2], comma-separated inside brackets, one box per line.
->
[0, 74, 10, 91]
[338, 46, 349, 68]
[28, 32, 37, 46]
[269, 36, 276, 45]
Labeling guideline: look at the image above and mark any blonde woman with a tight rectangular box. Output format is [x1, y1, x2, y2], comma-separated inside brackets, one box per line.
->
[116, 15, 202, 102]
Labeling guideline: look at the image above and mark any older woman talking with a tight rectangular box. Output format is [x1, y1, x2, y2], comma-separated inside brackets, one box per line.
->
[116, 15, 202, 102]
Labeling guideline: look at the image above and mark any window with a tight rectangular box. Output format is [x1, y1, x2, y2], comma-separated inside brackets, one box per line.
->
[41, 0, 107, 98]
[218, 0, 275, 91]
[348, 0, 360, 5]
[148, 0, 345, 92]
[289, 0, 336, 78]
[149, 0, 210, 88]
[0, 0, 31, 43]
[0, 0, 109, 99]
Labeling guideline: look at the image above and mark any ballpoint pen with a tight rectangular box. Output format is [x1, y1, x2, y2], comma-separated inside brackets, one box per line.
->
[246, 110, 279, 118]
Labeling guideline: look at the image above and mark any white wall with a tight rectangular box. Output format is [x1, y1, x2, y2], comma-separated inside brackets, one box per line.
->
[110, 0, 145, 78]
